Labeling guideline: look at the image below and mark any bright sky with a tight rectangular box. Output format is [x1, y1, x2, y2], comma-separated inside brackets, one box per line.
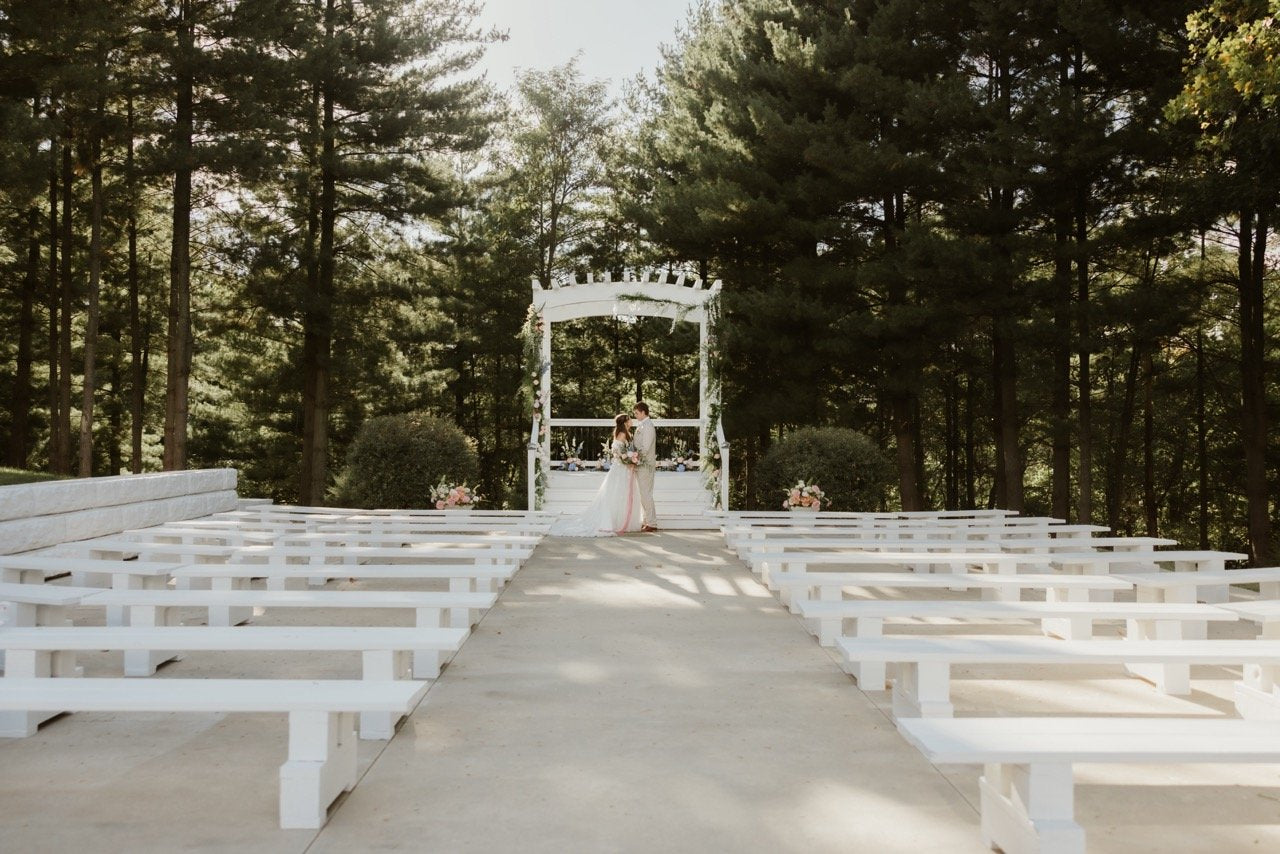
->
[474, 0, 694, 93]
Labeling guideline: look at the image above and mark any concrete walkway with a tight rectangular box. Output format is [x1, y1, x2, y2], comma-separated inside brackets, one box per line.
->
[309, 533, 981, 852]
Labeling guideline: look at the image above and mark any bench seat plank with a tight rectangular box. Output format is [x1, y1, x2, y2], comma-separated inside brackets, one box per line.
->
[836, 635, 1280, 717]
[0, 677, 425, 829]
[898, 716, 1280, 854]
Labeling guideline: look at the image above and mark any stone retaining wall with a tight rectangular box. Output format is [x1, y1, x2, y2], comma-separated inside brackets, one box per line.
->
[0, 469, 239, 555]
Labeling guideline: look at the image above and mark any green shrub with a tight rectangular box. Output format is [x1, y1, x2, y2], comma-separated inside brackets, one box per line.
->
[334, 412, 480, 509]
[755, 427, 892, 511]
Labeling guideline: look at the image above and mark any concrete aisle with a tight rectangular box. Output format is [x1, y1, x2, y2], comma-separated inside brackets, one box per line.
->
[310, 533, 981, 853]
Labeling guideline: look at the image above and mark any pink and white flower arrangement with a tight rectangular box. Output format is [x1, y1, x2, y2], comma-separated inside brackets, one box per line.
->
[783, 481, 824, 510]
[431, 482, 481, 510]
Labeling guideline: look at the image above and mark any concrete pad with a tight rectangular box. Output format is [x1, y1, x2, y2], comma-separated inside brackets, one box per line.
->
[309, 533, 982, 853]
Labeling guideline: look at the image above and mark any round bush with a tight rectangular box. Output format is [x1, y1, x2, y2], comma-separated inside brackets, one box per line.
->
[755, 427, 892, 512]
[335, 412, 480, 509]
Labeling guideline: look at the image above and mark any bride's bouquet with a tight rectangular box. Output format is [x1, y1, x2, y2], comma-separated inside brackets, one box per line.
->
[615, 444, 644, 468]
[431, 482, 481, 510]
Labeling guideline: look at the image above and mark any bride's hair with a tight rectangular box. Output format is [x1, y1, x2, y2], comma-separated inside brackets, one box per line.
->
[613, 413, 631, 440]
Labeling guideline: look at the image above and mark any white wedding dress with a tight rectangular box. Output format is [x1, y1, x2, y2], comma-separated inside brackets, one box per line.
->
[549, 439, 644, 537]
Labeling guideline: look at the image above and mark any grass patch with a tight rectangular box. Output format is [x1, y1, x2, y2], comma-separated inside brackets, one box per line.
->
[0, 467, 68, 486]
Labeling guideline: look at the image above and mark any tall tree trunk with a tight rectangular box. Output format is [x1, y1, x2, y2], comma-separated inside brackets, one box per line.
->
[56, 127, 74, 475]
[992, 313, 1023, 511]
[46, 127, 60, 471]
[1075, 187, 1093, 523]
[1238, 207, 1272, 564]
[944, 367, 959, 510]
[127, 93, 144, 473]
[108, 329, 124, 475]
[964, 372, 977, 508]
[8, 206, 39, 468]
[890, 390, 922, 510]
[300, 0, 337, 505]
[1196, 328, 1210, 549]
[164, 1, 195, 471]
[79, 115, 105, 477]
[1050, 206, 1073, 520]
[1106, 346, 1141, 533]
[1142, 351, 1157, 536]
[883, 191, 923, 511]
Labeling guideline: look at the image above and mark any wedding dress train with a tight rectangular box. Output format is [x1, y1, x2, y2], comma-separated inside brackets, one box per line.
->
[549, 440, 644, 537]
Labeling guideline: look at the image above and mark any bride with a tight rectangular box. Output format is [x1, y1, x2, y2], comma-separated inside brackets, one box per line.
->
[550, 414, 644, 537]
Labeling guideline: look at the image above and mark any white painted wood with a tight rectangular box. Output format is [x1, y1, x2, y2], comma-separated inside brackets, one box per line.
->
[84, 588, 497, 668]
[797, 598, 1234, 649]
[0, 677, 423, 829]
[0, 625, 462, 736]
[836, 636, 1280, 713]
[0, 580, 101, 606]
[898, 716, 1280, 854]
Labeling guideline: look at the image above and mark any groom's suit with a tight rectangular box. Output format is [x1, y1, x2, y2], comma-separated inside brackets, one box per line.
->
[633, 417, 658, 528]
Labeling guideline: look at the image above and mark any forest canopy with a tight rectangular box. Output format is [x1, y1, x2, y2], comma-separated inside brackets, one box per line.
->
[1, 0, 1278, 561]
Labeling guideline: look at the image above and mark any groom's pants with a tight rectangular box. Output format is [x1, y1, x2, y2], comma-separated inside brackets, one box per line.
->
[637, 465, 657, 527]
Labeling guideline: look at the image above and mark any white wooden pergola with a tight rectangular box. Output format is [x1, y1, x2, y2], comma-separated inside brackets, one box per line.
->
[527, 269, 728, 511]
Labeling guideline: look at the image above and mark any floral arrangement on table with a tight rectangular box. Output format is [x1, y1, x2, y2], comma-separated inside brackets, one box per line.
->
[430, 482, 481, 510]
[564, 456, 582, 471]
[783, 481, 824, 511]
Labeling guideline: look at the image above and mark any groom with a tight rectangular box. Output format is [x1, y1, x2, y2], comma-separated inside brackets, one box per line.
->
[632, 401, 658, 532]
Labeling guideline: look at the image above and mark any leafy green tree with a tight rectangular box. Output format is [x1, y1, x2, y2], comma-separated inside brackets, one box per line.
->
[1170, 0, 1280, 562]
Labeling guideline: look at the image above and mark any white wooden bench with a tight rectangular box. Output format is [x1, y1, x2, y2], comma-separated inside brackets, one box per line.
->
[123, 525, 283, 547]
[769, 570, 1132, 610]
[1115, 566, 1280, 609]
[326, 516, 553, 533]
[752, 551, 1057, 590]
[0, 581, 99, 730]
[68, 538, 236, 563]
[801, 599, 1234, 689]
[995, 535, 1177, 552]
[0, 625, 465, 738]
[83, 587, 497, 676]
[836, 635, 1280, 716]
[276, 531, 542, 549]
[0, 677, 426, 828]
[173, 563, 515, 630]
[738, 537, 999, 562]
[796, 597, 1233, 645]
[1218, 599, 1280, 719]
[897, 716, 1280, 854]
[229, 542, 528, 593]
[1046, 549, 1249, 603]
[0, 556, 186, 626]
[724, 521, 1109, 550]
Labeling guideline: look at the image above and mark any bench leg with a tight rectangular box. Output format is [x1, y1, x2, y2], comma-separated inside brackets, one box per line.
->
[414, 607, 445, 679]
[1042, 615, 1092, 641]
[1236, 623, 1280, 718]
[279, 710, 358, 829]
[0, 649, 59, 736]
[123, 605, 181, 676]
[891, 660, 953, 718]
[816, 585, 843, 646]
[843, 619, 888, 690]
[448, 578, 473, 630]
[359, 649, 413, 740]
[1123, 617, 1192, 694]
[980, 762, 1084, 854]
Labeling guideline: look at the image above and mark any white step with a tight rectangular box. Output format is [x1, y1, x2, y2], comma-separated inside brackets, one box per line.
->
[542, 471, 716, 529]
